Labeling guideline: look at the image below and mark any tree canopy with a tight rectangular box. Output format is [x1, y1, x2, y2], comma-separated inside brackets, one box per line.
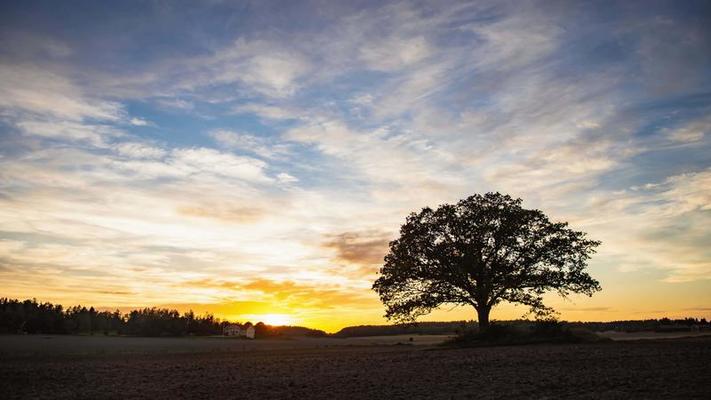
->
[372, 193, 601, 330]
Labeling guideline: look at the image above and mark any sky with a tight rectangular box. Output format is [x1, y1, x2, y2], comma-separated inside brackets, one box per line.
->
[0, 0, 709, 332]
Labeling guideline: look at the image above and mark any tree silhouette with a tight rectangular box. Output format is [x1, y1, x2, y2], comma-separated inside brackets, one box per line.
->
[372, 193, 601, 331]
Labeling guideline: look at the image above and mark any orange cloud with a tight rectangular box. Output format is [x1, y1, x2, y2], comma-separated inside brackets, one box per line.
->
[176, 277, 378, 310]
[241, 279, 376, 308]
[177, 278, 241, 291]
[322, 230, 391, 274]
[177, 205, 266, 224]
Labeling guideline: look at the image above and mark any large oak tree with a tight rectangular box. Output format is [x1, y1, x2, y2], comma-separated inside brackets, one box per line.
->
[372, 193, 601, 331]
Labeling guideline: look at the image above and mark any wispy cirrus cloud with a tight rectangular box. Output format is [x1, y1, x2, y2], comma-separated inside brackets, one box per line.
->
[210, 129, 291, 159]
[0, 64, 124, 122]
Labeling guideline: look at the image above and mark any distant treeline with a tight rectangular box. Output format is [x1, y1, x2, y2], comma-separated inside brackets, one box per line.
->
[267, 325, 328, 337]
[0, 298, 327, 337]
[333, 321, 478, 337]
[333, 318, 711, 337]
[0, 298, 228, 336]
[3, 298, 707, 337]
[568, 318, 710, 333]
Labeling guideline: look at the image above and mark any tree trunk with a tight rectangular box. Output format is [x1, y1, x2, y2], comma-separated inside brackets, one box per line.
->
[477, 306, 491, 332]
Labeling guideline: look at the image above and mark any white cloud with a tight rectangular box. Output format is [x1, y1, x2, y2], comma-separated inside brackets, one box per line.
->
[129, 117, 153, 126]
[210, 129, 290, 159]
[0, 64, 124, 121]
[285, 118, 465, 205]
[656, 169, 711, 214]
[114, 142, 166, 159]
[465, 12, 561, 71]
[242, 53, 309, 97]
[359, 36, 431, 71]
[17, 120, 124, 146]
[170, 147, 272, 183]
[276, 172, 298, 184]
[175, 39, 313, 98]
[231, 103, 301, 121]
[667, 117, 709, 143]
[155, 97, 194, 110]
[576, 120, 601, 129]
[572, 169, 711, 283]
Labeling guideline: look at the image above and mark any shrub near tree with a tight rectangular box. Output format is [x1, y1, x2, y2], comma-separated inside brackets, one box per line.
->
[373, 193, 601, 332]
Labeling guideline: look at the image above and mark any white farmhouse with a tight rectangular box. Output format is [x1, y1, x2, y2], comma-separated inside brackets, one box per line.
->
[244, 324, 255, 339]
[223, 322, 256, 339]
[223, 324, 241, 336]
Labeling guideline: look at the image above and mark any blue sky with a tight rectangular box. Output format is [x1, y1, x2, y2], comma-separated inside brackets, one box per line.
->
[0, 0, 709, 330]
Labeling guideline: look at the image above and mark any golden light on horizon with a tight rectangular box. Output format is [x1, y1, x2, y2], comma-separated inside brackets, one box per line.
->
[248, 313, 294, 326]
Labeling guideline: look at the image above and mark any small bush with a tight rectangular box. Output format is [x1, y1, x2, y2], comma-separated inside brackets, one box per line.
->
[446, 320, 609, 347]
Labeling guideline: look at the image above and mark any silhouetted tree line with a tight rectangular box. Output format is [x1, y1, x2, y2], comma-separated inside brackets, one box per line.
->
[333, 318, 711, 338]
[254, 323, 327, 338]
[334, 321, 479, 337]
[0, 298, 228, 336]
[569, 318, 710, 333]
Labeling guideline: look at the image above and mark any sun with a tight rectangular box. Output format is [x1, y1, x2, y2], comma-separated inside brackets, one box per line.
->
[258, 314, 293, 326]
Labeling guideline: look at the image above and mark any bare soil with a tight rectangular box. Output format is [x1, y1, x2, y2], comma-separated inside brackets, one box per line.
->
[1, 335, 709, 399]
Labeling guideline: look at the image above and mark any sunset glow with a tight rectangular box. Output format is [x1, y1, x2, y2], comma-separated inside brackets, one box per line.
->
[0, 1, 709, 332]
[253, 314, 294, 327]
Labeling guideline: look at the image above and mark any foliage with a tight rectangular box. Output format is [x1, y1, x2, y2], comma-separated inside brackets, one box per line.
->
[333, 321, 478, 338]
[568, 318, 710, 333]
[373, 193, 601, 330]
[447, 320, 608, 347]
[255, 323, 328, 338]
[0, 298, 227, 336]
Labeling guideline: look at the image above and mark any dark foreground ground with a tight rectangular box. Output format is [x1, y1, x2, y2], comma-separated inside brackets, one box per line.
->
[1, 335, 710, 399]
